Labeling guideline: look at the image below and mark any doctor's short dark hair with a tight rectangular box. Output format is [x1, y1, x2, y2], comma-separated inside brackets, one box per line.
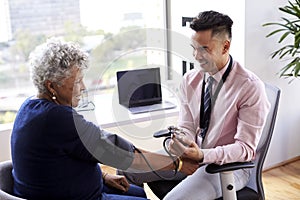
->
[190, 10, 233, 40]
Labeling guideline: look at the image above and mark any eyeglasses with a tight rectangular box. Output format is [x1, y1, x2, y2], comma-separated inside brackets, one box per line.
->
[76, 90, 95, 112]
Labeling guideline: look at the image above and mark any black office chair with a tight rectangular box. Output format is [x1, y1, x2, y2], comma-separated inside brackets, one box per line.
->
[147, 83, 280, 200]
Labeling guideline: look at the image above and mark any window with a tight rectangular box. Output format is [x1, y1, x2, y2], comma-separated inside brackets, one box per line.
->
[0, 0, 164, 124]
[0, 0, 244, 125]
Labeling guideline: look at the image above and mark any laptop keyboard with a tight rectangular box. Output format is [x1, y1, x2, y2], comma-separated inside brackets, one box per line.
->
[129, 101, 176, 114]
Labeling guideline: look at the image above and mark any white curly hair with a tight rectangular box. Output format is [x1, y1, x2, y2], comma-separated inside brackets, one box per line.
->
[29, 38, 89, 94]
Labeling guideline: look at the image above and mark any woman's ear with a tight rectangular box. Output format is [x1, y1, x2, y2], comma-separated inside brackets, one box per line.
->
[45, 80, 58, 100]
[44, 80, 55, 94]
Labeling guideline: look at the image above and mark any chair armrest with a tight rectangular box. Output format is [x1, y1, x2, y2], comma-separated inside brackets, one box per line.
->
[205, 161, 255, 174]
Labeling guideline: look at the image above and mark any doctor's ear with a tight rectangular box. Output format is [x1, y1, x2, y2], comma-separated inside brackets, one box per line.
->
[223, 40, 230, 54]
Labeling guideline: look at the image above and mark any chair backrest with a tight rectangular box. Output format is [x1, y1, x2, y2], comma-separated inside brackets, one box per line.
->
[0, 160, 26, 200]
[246, 83, 280, 199]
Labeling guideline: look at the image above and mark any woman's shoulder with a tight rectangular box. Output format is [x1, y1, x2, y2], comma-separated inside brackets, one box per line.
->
[20, 97, 74, 118]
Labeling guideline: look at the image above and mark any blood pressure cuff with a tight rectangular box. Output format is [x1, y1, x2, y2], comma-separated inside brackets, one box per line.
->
[94, 130, 135, 170]
[73, 112, 135, 170]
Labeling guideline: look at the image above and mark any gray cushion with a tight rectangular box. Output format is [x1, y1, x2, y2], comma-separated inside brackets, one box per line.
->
[0, 160, 26, 200]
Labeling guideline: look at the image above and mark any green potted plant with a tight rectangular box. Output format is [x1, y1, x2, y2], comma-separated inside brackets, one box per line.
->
[263, 0, 300, 78]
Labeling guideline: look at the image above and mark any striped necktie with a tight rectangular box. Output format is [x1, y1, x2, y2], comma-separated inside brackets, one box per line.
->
[200, 76, 214, 139]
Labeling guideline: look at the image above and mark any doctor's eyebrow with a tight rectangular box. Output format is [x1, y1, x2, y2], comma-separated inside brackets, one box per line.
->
[190, 44, 208, 50]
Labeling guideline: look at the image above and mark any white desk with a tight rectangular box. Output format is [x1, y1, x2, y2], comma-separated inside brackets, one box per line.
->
[80, 90, 180, 152]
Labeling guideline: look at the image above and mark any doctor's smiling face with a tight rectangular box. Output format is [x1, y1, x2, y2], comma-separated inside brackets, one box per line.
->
[191, 29, 231, 75]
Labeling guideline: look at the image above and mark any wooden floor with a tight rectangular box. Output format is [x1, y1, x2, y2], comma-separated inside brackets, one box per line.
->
[262, 158, 300, 200]
[103, 158, 300, 200]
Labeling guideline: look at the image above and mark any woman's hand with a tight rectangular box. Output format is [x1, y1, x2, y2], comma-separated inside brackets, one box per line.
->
[169, 135, 204, 162]
[103, 173, 130, 192]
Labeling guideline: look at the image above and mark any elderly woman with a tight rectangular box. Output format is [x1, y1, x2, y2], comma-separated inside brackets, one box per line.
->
[10, 39, 199, 200]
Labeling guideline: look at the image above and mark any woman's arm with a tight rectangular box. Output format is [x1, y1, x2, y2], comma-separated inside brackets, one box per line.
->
[72, 111, 199, 174]
[130, 148, 199, 175]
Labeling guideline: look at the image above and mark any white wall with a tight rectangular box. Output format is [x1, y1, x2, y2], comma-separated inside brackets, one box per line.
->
[0, 128, 12, 162]
[245, 0, 300, 168]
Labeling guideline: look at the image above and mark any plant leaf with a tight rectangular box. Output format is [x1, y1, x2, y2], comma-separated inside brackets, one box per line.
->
[280, 57, 300, 77]
[293, 59, 300, 76]
[265, 28, 288, 37]
[280, 63, 294, 77]
[295, 31, 300, 48]
[271, 45, 294, 59]
[279, 48, 294, 59]
[279, 31, 291, 43]
[264, 0, 300, 79]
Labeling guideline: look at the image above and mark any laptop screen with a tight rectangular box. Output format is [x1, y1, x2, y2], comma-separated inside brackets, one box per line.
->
[117, 67, 162, 108]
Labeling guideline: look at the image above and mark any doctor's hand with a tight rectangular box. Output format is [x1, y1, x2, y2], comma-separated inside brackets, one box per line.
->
[169, 135, 204, 163]
[179, 157, 201, 175]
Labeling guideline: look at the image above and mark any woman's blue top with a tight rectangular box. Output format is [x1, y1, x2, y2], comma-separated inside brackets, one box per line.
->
[11, 98, 135, 200]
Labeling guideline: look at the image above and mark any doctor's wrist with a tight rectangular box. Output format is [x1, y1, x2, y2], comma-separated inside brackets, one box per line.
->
[198, 150, 204, 163]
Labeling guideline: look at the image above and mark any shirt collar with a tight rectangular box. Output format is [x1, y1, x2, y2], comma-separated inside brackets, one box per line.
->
[208, 59, 230, 84]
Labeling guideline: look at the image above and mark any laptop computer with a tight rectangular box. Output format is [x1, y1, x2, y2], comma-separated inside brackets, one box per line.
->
[116, 67, 176, 114]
